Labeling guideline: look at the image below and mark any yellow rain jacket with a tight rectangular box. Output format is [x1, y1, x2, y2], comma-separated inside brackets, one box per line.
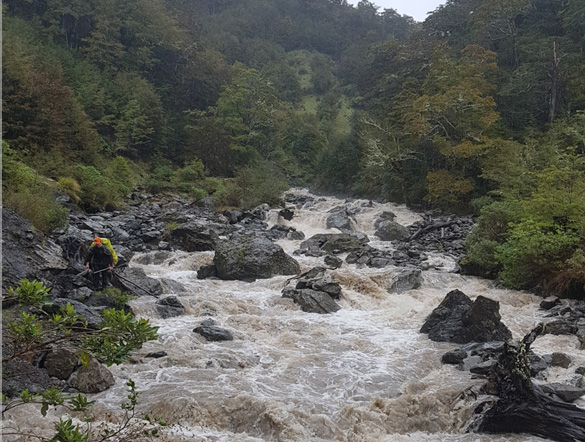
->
[90, 238, 118, 265]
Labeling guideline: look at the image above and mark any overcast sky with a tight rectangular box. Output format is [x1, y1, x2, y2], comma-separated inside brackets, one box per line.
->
[349, 0, 446, 22]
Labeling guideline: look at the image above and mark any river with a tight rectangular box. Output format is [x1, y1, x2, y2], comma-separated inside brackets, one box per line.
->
[6, 188, 585, 441]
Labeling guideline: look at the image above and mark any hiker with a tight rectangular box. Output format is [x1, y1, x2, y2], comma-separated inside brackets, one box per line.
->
[85, 237, 114, 291]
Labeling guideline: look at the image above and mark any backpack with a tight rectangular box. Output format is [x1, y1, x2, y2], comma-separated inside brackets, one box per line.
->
[90, 238, 118, 265]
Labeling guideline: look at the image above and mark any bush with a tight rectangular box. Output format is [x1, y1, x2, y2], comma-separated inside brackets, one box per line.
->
[3, 191, 69, 233]
[58, 177, 82, 202]
[495, 220, 581, 290]
[219, 161, 289, 209]
[73, 165, 120, 211]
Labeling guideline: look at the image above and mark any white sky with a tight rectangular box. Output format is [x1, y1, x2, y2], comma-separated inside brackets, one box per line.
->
[350, 0, 446, 22]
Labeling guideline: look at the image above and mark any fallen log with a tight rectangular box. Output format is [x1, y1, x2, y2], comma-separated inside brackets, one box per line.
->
[409, 220, 454, 241]
[473, 323, 585, 441]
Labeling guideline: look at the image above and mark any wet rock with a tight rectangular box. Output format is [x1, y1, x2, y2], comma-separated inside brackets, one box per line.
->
[44, 347, 81, 380]
[296, 277, 342, 300]
[325, 255, 343, 269]
[550, 352, 572, 368]
[388, 267, 422, 293]
[145, 351, 167, 358]
[375, 220, 410, 241]
[576, 367, 585, 376]
[282, 286, 341, 314]
[541, 383, 585, 402]
[267, 225, 304, 241]
[2, 208, 69, 290]
[68, 357, 115, 393]
[326, 206, 356, 233]
[168, 221, 221, 251]
[113, 267, 163, 297]
[296, 233, 369, 257]
[540, 296, 560, 310]
[420, 290, 512, 343]
[160, 278, 186, 294]
[197, 264, 218, 279]
[156, 296, 185, 319]
[214, 234, 300, 281]
[529, 353, 549, 377]
[442, 349, 468, 365]
[279, 208, 294, 221]
[2, 359, 66, 398]
[193, 319, 233, 341]
[223, 210, 242, 224]
[43, 299, 104, 329]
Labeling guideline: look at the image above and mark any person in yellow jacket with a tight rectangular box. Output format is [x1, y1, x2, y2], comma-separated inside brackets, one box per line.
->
[85, 237, 117, 290]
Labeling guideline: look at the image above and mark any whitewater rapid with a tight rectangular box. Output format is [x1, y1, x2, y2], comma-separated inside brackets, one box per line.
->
[5, 188, 584, 441]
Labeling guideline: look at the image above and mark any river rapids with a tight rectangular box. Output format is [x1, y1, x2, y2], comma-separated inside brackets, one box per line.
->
[4, 188, 585, 441]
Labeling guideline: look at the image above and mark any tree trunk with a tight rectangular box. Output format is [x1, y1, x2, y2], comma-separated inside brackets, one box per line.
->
[475, 324, 585, 442]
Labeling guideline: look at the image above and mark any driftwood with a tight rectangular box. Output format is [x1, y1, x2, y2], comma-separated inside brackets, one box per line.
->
[474, 324, 585, 441]
[409, 220, 454, 241]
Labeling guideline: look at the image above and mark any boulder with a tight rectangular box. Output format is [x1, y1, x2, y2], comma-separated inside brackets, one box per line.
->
[541, 383, 585, 403]
[388, 268, 422, 293]
[282, 286, 341, 314]
[214, 235, 300, 281]
[44, 347, 81, 380]
[168, 221, 220, 251]
[2, 208, 69, 290]
[156, 296, 185, 319]
[420, 290, 512, 343]
[326, 206, 355, 232]
[375, 220, 410, 241]
[296, 233, 369, 257]
[112, 267, 163, 297]
[193, 319, 233, 342]
[68, 357, 115, 393]
[43, 298, 104, 329]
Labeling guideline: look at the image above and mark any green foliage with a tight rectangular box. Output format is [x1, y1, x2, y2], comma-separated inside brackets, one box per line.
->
[495, 220, 580, 289]
[6, 279, 52, 307]
[83, 309, 159, 366]
[216, 160, 289, 209]
[73, 165, 121, 210]
[100, 288, 134, 310]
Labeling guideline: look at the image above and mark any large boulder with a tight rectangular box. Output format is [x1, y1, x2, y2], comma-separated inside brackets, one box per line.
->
[388, 267, 423, 293]
[113, 267, 163, 297]
[156, 296, 185, 318]
[68, 357, 115, 393]
[168, 221, 223, 252]
[282, 286, 341, 314]
[214, 235, 300, 281]
[375, 220, 410, 241]
[326, 206, 356, 233]
[296, 233, 369, 257]
[420, 290, 512, 343]
[2, 208, 69, 290]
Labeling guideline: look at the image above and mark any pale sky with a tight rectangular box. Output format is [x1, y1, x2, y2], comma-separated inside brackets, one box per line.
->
[349, 0, 446, 22]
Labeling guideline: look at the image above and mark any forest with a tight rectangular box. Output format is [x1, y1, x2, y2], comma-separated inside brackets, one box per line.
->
[3, 0, 585, 298]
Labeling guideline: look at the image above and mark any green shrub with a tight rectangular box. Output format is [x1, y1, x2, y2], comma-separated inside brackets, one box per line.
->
[58, 177, 82, 202]
[4, 191, 69, 233]
[7, 279, 52, 307]
[176, 158, 205, 183]
[219, 161, 288, 209]
[73, 165, 120, 210]
[495, 220, 580, 290]
[100, 288, 134, 310]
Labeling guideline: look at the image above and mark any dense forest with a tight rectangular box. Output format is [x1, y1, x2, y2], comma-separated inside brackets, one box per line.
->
[3, 0, 585, 297]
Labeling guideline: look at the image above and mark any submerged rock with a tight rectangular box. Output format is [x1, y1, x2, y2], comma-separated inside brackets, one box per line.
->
[282, 286, 341, 314]
[193, 319, 233, 341]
